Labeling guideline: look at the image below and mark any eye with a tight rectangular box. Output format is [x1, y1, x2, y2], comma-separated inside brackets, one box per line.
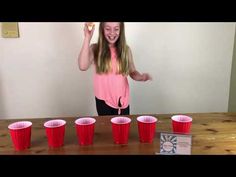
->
[114, 28, 120, 32]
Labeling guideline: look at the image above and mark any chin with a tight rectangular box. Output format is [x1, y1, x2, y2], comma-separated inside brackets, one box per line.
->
[108, 40, 118, 44]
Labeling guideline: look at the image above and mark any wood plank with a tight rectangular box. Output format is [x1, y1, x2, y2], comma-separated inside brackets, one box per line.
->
[0, 113, 236, 154]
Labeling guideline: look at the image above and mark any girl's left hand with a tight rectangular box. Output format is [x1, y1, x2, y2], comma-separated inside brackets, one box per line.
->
[141, 73, 152, 81]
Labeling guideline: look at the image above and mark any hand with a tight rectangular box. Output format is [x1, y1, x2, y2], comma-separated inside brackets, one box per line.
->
[84, 22, 95, 41]
[87, 22, 95, 31]
[141, 73, 152, 81]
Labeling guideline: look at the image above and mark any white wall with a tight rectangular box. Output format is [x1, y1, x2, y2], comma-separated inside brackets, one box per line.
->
[0, 22, 235, 119]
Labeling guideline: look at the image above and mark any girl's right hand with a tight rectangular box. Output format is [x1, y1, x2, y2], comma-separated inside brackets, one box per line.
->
[84, 22, 95, 41]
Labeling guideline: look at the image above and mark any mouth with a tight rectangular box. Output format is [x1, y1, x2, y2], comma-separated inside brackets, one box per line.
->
[108, 36, 117, 41]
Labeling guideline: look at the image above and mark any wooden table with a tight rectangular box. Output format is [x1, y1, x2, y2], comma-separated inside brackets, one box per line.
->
[1, 113, 236, 155]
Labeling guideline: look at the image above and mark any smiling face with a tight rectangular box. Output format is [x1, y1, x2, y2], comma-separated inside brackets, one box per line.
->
[103, 22, 120, 46]
[95, 22, 129, 75]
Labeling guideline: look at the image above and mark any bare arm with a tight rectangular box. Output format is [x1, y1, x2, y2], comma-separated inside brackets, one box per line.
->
[128, 47, 152, 81]
[78, 23, 95, 71]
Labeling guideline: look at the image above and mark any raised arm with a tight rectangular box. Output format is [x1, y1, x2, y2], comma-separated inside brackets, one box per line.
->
[128, 47, 152, 81]
[78, 23, 95, 71]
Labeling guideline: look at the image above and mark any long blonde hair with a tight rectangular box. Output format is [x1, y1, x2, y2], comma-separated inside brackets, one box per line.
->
[94, 22, 129, 75]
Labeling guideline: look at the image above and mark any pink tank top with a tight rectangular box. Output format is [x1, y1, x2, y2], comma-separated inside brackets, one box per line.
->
[93, 47, 130, 114]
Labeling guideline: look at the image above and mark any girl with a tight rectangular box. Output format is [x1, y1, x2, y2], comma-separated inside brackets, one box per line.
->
[78, 22, 152, 116]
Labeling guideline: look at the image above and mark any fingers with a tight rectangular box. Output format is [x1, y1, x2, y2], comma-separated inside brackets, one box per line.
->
[85, 22, 95, 32]
[83, 23, 95, 40]
[142, 73, 152, 81]
[87, 22, 95, 31]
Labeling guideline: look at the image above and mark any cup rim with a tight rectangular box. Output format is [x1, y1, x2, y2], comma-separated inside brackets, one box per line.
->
[8, 121, 32, 130]
[75, 117, 96, 125]
[137, 115, 158, 123]
[111, 116, 131, 124]
[44, 119, 66, 128]
[171, 115, 192, 122]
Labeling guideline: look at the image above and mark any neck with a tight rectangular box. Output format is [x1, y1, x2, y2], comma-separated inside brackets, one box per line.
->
[109, 44, 115, 48]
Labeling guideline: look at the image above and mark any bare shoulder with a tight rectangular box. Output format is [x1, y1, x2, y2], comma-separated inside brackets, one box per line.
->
[126, 45, 131, 52]
[127, 45, 136, 72]
[127, 45, 133, 56]
[126, 45, 133, 60]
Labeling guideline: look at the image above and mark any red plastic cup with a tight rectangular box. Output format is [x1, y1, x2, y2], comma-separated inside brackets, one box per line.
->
[111, 117, 131, 144]
[171, 115, 192, 134]
[75, 117, 96, 146]
[8, 121, 32, 151]
[44, 119, 66, 148]
[137, 115, 158, 143]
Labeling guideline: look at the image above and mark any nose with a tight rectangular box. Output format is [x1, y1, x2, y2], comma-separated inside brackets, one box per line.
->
[110, 29, 118, 35]
[110, 30, 115, 35]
